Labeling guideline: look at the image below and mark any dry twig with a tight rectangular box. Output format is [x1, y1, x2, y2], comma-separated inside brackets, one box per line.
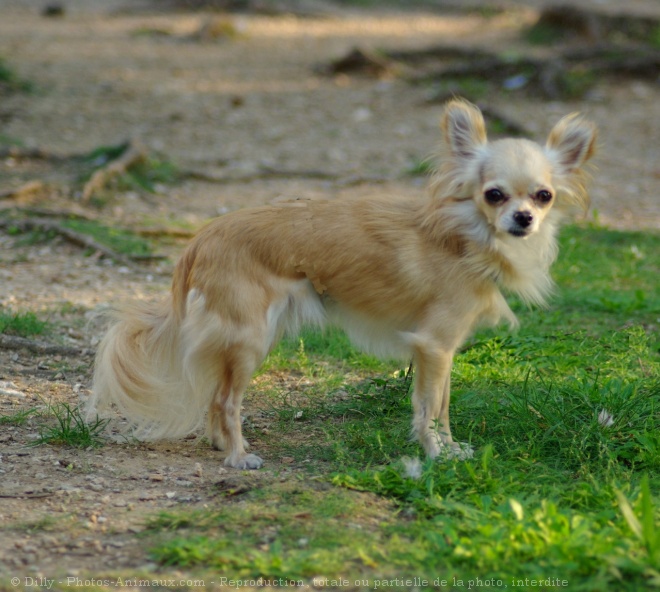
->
[0, 218, 134, 266]
[0, 181, 48, 201]
[0, 334, 84, 356]
[81, 139, 148, 204]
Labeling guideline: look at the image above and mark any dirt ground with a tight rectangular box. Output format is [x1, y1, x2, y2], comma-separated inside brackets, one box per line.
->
[0, 0, 658, 584]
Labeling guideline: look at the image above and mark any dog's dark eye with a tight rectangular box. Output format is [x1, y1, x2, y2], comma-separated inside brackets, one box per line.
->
[484, 188, 506, 205]
[536, 190, 553, 203]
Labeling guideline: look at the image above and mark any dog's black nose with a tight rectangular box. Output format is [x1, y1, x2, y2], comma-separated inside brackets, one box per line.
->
[513, 211, 533, 228]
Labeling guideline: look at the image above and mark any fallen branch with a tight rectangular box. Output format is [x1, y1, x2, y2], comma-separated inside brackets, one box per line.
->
[0, 206, 96, 220]
[0, 146, 64, 161]
[323, 25, 660, 100]
[0, 218, 136, 266]
[533, 4, 660, 43]
[0, 334, 84, 356]
[384, 44, 492, 64]
[411, 45, 660, 99]
[81, 139, 148, 204]
[0, 181, 48, 201]
[315, 47, 396, 78]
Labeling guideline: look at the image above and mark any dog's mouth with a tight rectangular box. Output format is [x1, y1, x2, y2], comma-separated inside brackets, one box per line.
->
[508, 227, 531, 238]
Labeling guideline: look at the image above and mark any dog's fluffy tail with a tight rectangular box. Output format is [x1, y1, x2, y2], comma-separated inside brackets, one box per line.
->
[87, 298, 208, 440]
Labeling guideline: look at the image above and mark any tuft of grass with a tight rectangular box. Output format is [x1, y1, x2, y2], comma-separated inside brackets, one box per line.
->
[32, 403, 109, 449]
[0, 408, 36, 426]
[0, 309, 49, 337]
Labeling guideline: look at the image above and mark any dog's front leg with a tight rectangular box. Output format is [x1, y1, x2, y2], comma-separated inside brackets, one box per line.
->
[411, 341, 473, 460]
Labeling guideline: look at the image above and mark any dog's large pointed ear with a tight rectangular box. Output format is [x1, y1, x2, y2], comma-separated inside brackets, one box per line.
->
[441, 99, 487, 160]
[546, 113, 597, 174]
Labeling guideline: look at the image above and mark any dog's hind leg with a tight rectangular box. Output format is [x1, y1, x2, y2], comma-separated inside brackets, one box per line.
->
[209, 346, 264, 470]
[410, 338, 473, 461]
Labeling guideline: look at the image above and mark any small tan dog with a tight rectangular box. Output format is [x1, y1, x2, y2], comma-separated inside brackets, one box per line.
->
[88, 100, 596, 469]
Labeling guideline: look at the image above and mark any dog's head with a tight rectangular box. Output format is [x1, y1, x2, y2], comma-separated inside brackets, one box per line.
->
[435, 99, 597, 239]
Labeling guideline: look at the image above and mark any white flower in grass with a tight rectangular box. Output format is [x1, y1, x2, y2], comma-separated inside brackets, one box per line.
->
[401, 457, 423, 480]
[598, 409, 614, 428]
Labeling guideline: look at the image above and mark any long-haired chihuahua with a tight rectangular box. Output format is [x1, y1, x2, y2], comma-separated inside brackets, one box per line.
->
[88, 100, 597, 469]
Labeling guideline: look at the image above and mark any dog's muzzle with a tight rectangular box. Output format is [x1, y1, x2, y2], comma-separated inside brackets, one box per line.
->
[509, 211, 534, 237]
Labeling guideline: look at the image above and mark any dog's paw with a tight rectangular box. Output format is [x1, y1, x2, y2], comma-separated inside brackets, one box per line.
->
[225, 453, 264, 470]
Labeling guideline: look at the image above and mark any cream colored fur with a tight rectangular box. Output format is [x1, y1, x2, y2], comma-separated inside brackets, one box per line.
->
[87, 100, 597, 469]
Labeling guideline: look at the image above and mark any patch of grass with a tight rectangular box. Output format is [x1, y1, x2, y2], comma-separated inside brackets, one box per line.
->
[32, 403, 109, 449]
[0, 408, 36, 426]
[61, 219, 154, 257]
[0, 133, 24, 147]
[80, 142, 179, 194]
[0, 309, 49, 337]
[334, 457, 660, 586]
[2, 215, 154, 258]
[0, 57, 32, 93]
[116, 156, 179, 193]
[556, 66, 598, 100]
[10, 515, 66, 533]
[148, 481, 398, 581]
[650, 26, 660, 49]
[430, 77, 491, 102]
[525, 21, 568, 46]
[141, 225, 659, 589]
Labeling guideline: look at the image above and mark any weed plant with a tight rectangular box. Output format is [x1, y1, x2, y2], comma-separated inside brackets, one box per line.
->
[0, 408, 36, 426]
[32, 402, 109, 449]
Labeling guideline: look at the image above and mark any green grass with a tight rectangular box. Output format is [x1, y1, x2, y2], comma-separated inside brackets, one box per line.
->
[0, 407, 36, 426]
[0, 57, 32, 92]
[61, 219, 154, 257]
[0, 309, 49, 337]
[1, 214, 154, 258]
[32, 402, 109, 449]
[116, 225, 660, 588]
[81, 142, 179, 194]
